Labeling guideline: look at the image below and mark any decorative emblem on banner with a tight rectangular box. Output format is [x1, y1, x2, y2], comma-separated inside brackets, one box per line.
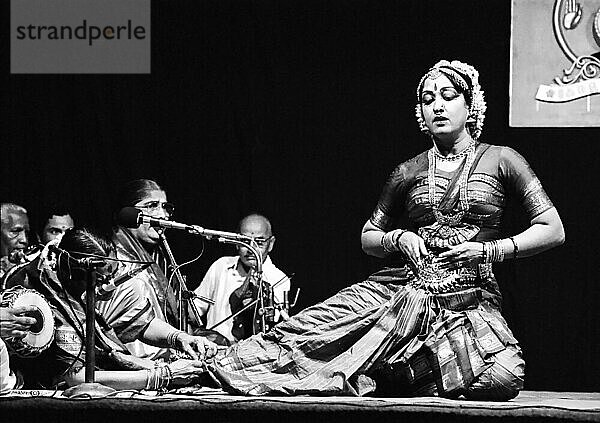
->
[535, 0, 600, 103]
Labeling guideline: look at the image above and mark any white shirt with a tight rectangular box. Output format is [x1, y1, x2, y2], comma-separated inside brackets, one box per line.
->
[0, 338, 17, 393]
[193, 256, 290, 342]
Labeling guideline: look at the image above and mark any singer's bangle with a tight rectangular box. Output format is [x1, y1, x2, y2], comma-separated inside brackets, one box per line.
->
[509, 237, 519, 259]
[167, 331, 184, 349]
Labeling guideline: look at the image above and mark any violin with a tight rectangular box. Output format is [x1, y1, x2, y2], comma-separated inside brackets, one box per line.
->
[229, 269, 276, 340]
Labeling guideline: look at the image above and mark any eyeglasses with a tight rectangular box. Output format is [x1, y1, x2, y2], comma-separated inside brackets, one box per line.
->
[136, 201, 175, 215]
[250, 236, 274, 247]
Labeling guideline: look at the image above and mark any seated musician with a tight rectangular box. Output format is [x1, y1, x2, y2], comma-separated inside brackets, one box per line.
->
[193, 214, 291, 344]
[3, 228, 216, 390]
[0, 203, 75, 294]
[99, 179, 182, 359]
[0, 203, 31, 280]
[0, 306, 36, 392]
[37, 202, 75, 245]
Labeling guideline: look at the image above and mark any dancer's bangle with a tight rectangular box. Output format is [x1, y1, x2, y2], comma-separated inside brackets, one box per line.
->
[480, 242, 487, 263]
[381, 229, 407, 254]
[482, 240, 505, 263]
[509, 237, 519, 259]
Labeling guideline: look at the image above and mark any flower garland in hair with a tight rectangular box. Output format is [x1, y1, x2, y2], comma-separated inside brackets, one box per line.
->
[415, 60, 487, 140]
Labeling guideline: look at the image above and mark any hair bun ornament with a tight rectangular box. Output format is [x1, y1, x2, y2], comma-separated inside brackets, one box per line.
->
[415, 59, 487, 140]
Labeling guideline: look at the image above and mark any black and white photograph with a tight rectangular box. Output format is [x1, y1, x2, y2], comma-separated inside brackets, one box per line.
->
[1, 1, 599, 422]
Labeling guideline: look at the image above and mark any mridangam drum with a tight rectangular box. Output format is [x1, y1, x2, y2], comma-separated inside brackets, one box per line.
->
[0, 286, 54, 358]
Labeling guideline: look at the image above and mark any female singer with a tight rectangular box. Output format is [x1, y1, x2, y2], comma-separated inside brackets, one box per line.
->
[102, 179, 180, 359]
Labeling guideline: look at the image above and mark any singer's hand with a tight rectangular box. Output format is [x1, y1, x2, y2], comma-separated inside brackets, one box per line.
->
[177, 333, 218, 361]
[0, 306, 37, 339]
[167, 359, 207, 388]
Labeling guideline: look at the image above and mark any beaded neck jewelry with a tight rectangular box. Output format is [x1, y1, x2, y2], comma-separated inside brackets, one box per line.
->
[433, 141, 473, 162]
[427, 140, 477, 226]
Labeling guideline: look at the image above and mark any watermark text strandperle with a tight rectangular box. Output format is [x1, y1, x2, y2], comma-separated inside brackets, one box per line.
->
[15, 19, 146, 46]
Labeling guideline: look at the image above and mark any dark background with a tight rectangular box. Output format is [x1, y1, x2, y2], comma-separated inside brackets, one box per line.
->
[2, 0, 599, 392]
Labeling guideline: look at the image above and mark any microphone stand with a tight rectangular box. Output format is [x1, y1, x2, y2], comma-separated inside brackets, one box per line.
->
[135, 215, 272, 334]
[158, 232, 211, 333]
[190, 230, 269, 334]
[207, 273, 297, 334]
[63, 262, 115, 398]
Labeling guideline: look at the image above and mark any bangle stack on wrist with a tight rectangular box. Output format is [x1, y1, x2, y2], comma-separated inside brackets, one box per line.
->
[167, 331, 184, 349]
[483, 237, 520, 263]
[145, 362, 173, 391]
[381, 229, 407, 254]
[482, 240, 504, 263]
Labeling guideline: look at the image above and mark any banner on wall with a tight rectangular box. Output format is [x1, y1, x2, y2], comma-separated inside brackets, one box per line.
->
[510, 0, 600, 126]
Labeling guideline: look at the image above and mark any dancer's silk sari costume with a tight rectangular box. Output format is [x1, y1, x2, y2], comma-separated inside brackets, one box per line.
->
[210, 142, 552, 400]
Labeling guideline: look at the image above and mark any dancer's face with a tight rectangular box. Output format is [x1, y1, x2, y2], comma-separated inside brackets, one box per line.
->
[420, 74, 469, 141]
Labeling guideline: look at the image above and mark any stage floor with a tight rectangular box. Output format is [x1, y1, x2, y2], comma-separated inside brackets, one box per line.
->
[1, 389, 599, 422]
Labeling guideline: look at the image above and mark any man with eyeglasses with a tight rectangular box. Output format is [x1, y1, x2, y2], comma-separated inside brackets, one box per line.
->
[0, 203, 31, 280]
[193, 214, 290, 344]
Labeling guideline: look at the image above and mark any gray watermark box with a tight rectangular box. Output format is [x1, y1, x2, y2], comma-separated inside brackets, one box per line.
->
[11, 0, 150, 74]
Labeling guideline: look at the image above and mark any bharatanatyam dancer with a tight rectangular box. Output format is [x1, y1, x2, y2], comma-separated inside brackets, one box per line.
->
[208, 60, 565, 400]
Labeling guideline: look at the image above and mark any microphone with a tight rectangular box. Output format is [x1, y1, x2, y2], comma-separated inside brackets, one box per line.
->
[117, 206, 143, 228]
[117, 207, 192, 231]
[117, 207, 252, 241]
[96, 262, 151, 298]
[48, 245, 106, 268]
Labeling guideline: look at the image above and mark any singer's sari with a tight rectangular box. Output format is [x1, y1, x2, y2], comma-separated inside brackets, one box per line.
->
[210, 143, 554, 400]
[95, 227, 179, 359]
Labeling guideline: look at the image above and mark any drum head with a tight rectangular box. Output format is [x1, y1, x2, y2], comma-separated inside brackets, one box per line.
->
[17, 291, 54, 348]
[1, 287, 55, 357]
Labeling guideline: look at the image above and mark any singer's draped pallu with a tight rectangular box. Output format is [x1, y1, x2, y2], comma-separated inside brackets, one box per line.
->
[3, 255, 156, 388]
[96, 227, 179, 359]
[210, 143, 553, 400]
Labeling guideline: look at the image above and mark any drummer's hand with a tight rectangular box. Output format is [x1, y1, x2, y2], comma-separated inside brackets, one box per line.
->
[0, 306, 37, 339]
[396, 231, 429, 267]
[176, 333, 218, 361]
[435, 242, 484, 270]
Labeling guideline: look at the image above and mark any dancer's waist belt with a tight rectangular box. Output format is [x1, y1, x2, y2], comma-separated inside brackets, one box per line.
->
[432, 287, 483, 311]
[410, 260, 493, 294]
